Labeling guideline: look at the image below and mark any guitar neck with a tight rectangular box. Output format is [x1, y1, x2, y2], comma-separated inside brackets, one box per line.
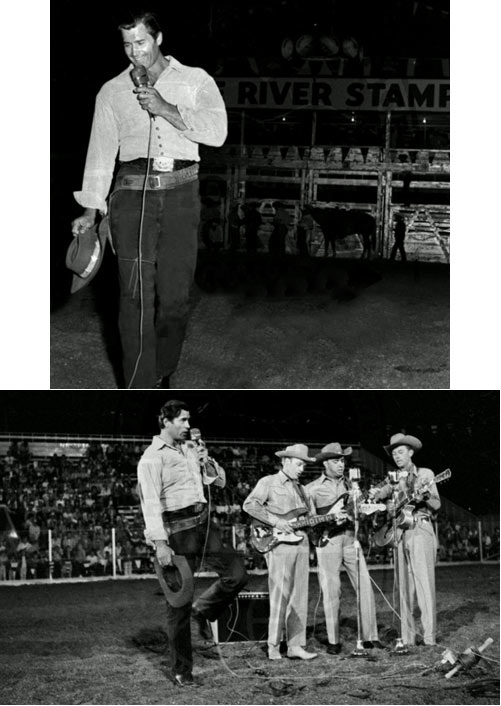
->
[395, 468, 451, 511]
[293, 513, 336, 530]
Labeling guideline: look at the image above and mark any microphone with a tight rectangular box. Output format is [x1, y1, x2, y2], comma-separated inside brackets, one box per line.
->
[130, 65, 154, 119]
[349, 467, 361, 482]
[190, 428, 205, 448]
[130, 64, 151, 88]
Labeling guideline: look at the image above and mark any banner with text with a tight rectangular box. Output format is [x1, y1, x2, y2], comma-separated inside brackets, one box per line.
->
[217, 78, 450, 112]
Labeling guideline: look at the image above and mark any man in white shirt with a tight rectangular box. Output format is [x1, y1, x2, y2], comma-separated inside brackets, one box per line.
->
[137, 399, 247, 686]
[71, 10, 227, 388]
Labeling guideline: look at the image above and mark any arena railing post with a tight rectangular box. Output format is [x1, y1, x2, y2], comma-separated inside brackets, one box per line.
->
[112, 527, 117, 579]
[48, 529, 53, 581]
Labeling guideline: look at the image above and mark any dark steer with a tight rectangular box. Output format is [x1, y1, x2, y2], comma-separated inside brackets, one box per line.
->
[306, 206, 377, 259]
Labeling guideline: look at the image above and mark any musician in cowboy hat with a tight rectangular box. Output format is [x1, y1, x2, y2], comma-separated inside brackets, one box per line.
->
[243, 443, 318, 661]
[373, 432, 441, 646]
[384, 433, 422, 455]
[306, 443, 383, 655]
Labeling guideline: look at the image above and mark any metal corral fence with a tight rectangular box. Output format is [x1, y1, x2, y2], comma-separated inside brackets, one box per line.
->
[199, 143, 449, 262]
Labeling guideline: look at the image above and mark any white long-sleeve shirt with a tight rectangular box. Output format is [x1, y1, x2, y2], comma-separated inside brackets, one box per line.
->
[137, 435, 225, 544]
[74, 55, 227, 213]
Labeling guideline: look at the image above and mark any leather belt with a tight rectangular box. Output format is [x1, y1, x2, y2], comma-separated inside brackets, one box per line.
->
[115, 164, 199, 191]
[123, 158, 197, 172]
[162, 503, 206, 521]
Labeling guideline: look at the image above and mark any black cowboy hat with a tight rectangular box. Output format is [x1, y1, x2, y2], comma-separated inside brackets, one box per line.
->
[154, 555, 194, 608]
[66, 220, 108, 294]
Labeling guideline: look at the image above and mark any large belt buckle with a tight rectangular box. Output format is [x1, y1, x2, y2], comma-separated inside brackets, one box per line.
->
[153, 156, 174, 172]
[148, 175, 162, 189]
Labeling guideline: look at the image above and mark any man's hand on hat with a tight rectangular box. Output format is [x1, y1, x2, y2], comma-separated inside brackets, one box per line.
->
[71, 209, 97, 237]
[155, 540, 175, 567]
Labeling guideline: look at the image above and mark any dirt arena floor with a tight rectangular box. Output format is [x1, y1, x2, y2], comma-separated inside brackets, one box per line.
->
[0, 563, 497, 705]
[50, 253, 449, 389]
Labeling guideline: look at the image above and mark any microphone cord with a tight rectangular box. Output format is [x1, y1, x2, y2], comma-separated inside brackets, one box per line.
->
[127, 114, 154, 389]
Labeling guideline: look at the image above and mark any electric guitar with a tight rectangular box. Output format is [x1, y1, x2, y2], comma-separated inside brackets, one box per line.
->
[373, 468, 451, 547]
[251, 496, 385, 553]
[310, 497, 386, 547]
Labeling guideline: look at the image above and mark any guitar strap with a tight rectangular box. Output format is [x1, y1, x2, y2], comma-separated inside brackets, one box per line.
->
[407, 466, 417, 494]
[291, 480, 310, 513]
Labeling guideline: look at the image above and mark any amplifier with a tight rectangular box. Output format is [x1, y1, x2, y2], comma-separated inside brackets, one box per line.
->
[210, 591, 269, 643]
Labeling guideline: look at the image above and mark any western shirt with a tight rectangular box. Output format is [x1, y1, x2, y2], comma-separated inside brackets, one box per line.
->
[305, 474, 350, 511]
[243, 471, 314, 527]
[137, 435, 225, 543]
[74, 55, 227, 214]
[306, 473, 355, 543]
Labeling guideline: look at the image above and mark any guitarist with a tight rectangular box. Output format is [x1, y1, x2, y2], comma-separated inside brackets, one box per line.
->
[243, 444, 318, 661]
[306, 442, 383, 655]
[372, 433, 441, 647]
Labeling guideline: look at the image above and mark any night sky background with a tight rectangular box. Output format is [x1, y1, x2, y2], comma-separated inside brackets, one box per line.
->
[0, 391, 498, 516]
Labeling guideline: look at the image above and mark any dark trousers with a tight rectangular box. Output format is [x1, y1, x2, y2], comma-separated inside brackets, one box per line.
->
[297, 226, 309, 257]
[268, 225, 287, 255]
[164, 520, 247, 676]
[390, 240, 407, 262]
[109, 166, 201, 388]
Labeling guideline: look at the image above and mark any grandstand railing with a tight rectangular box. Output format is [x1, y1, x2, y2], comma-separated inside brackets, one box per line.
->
[1, 518, 497, 585]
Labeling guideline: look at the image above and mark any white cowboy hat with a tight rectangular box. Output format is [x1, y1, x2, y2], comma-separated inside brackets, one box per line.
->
[275, 443, 316, 463]
[384, 433, 423, 455]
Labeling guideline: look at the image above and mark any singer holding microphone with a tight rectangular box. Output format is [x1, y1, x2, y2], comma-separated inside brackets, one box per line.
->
[137, 399, 247, 686]
[71, 10, 227, 388]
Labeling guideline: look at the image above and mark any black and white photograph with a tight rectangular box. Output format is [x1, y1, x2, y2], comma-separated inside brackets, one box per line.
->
[50, 0, 451, 389]
[0, 390, 499, 704]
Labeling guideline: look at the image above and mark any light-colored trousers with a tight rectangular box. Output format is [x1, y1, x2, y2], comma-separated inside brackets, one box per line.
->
[397, 519, 437, 645]
[265, 537, 310, 648]
[316, 531, 379, 644]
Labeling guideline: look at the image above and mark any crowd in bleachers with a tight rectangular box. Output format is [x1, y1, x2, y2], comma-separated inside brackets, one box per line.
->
[0, 440, 498, 581]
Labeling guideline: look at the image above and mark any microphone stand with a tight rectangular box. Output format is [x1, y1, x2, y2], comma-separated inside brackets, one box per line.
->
[350, 474, 368, 658]
[390, 483, 408, 655]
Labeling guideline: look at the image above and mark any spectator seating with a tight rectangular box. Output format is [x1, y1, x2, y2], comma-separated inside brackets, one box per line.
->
[0, 438, 496, 581]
